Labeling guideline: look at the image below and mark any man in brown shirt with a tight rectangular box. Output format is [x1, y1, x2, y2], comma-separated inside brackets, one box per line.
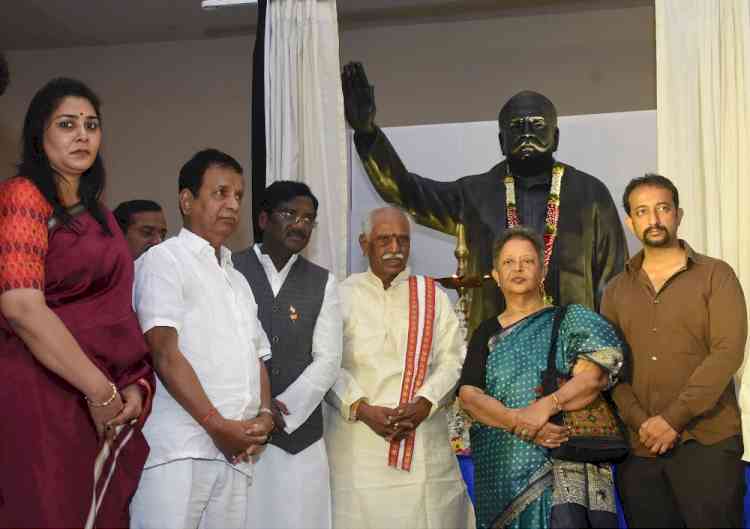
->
[601, 173, 747, 528]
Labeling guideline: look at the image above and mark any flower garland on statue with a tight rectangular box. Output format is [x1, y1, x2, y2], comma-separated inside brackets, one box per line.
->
[504, 163, 564, 305]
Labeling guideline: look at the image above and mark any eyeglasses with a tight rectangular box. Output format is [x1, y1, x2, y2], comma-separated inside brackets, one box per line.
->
[273, 208, 318, 228]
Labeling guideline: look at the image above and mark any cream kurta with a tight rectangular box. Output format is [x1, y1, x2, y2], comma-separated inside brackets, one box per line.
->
[325, 268, 475, 529]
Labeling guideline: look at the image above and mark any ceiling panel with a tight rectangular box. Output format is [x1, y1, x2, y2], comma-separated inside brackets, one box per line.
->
[0, 0, 652, 51]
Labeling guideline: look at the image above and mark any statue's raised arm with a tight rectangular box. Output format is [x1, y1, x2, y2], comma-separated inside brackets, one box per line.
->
[342, 62, 376, 135]
[342, 62, 464, 236]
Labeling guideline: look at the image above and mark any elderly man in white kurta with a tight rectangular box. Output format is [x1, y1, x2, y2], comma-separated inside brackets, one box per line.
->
[325, 207, 475, 529]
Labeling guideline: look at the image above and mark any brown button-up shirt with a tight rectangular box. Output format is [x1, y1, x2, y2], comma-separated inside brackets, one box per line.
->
[600, 241, 746, 456]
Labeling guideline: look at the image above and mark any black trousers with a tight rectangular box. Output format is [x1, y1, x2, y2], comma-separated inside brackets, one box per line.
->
[616, 436, 746, 528]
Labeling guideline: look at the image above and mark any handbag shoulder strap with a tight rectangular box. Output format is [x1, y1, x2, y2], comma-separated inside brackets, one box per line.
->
[546, 305, 568, 373]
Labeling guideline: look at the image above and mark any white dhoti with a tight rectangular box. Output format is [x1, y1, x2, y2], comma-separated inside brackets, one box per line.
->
[246, 440, 332, 529]
[326, 404, 474, 529]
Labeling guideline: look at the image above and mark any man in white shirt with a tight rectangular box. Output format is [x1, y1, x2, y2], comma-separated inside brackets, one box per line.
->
[130, 149, 275, 529]
[233, 181, 342, 529]
[325, 206, 475, 529]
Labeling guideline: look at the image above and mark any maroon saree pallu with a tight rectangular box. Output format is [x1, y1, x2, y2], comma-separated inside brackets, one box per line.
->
[0, 200, 153, 529]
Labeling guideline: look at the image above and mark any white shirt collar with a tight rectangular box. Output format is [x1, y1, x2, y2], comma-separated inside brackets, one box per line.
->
[252, 244, 301, 296]
[178, 227, 233, 268]
[365, 265, 411, 290]
[253, 243, 299, 274]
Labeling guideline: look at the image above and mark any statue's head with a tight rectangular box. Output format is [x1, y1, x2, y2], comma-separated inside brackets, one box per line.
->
[0, 53, 8, 96]
[498, 91, 559, 162]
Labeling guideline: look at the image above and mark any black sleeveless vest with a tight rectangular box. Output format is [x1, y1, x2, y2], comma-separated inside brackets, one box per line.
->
[233, 248, 328, 454]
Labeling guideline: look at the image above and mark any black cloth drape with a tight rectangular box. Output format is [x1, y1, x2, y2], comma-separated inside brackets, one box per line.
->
[250, 0, 268, 242]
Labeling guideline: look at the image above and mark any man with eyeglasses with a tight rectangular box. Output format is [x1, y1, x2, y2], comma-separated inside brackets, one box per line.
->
[324, 206, 474, 529]
[233, 181, 342, 529]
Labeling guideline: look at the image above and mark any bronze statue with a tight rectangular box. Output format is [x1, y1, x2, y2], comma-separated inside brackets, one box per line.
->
[342, 62, 628, 334]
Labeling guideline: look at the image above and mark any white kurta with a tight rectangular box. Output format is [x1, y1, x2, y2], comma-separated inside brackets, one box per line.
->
[325, 268, 475, 529]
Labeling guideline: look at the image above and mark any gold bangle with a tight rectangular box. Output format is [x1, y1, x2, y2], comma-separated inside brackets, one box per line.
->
[85, 382, 118, 407]
[551, 393, 562, 413]
[350, 398, 367, 422]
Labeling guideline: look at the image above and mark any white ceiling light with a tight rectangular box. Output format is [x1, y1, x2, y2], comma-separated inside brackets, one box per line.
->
[201, 0, 258, 9]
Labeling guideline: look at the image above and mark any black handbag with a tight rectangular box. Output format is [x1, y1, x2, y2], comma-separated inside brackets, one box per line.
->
[540, 306, 629, 463]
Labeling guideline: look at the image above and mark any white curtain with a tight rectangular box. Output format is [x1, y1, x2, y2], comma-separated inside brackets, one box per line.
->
[264, 0, 348, 279]
[655, 0, 750, 459]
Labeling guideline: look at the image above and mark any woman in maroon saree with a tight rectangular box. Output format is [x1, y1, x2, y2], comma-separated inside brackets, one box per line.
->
[0, 78, 153, 528]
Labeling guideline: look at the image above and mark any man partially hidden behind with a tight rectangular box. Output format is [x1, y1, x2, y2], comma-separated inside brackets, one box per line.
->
[130, 149, 275, 529]
[601, 174, 747, 528]
[113, 199, 168, 259]
[342, 63, 627, 335]
[325, 206, 475, 529]
[233, 181, 342, 529]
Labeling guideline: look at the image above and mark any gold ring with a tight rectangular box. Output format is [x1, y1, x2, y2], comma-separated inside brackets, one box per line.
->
[521, 429, 528, 436]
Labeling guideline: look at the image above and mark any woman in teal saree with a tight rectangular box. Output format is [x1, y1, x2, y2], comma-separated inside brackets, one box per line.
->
[459, 227, 624, 529]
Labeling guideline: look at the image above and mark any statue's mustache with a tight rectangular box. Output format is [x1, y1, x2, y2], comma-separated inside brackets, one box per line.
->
[511, 136, 547, 154]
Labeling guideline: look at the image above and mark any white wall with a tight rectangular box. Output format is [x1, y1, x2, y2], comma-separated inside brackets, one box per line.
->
[340, 4, 655, 126]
